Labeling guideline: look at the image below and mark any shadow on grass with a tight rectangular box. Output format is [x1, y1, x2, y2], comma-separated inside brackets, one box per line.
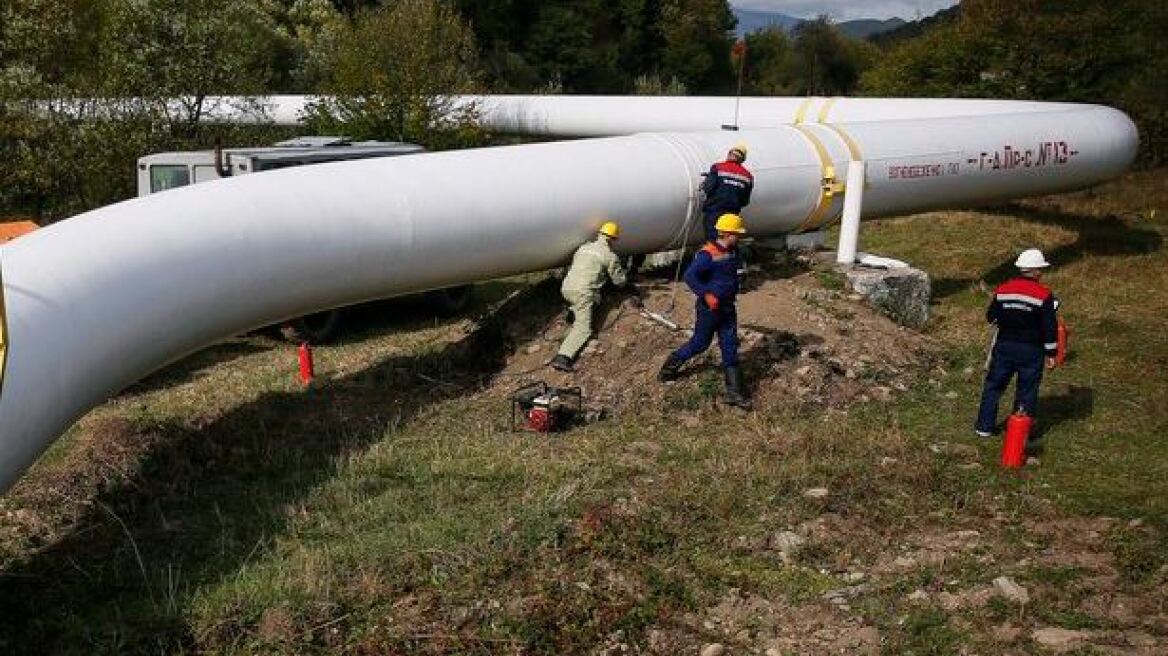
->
[933, 204, 1163, 299]
[1030, 384, 1096, 452]
[121, 340, 274, 395]
[122, 281, 530, 397]
[0, 279, 563, 654]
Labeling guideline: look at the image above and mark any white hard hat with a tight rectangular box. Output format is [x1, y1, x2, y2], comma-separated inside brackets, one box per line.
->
[1014, 248, 1050, 270]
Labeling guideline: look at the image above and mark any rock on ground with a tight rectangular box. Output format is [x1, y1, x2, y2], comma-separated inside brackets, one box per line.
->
[993, 576, 1030, 604]
[1031, 627, 1089, 650]
[700, 643, 726, 656]
[844, 264, 931, 329]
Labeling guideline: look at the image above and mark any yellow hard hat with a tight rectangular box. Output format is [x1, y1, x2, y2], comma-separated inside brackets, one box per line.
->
[715, 213, 746, 234]
[598, 221, 620, 238]
[730, 143, 749, 159]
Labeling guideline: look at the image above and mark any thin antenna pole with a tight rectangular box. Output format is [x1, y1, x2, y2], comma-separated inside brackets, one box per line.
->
[733, 41, 747, 129]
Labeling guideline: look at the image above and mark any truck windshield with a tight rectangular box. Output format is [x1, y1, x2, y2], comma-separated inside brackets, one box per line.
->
[150, 165, 191, 193]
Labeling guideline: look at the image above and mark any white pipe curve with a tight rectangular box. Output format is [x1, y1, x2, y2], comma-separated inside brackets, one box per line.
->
[0, 104, 1138, 492]
[189, 94, 1089, 135]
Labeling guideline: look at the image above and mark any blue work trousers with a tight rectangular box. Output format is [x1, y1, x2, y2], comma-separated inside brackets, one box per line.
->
[702, 209, 726, 243]
[672, 300, 739, 368]
[976, 340, 1045, 433]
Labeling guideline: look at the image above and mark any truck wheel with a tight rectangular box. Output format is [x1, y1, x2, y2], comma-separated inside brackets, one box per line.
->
[280, 309, 343, 344]
[426, 285, 473, 316]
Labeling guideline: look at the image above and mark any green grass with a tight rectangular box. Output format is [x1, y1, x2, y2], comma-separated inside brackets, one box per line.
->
[846, 177, 1168, 523]
[1, 172, 1166, 653]
[887, 606, 969, 655]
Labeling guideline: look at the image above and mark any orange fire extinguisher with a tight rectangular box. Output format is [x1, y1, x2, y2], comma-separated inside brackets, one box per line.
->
[1054, 317, 1069, 366]
[1000, 408, 1032, 468]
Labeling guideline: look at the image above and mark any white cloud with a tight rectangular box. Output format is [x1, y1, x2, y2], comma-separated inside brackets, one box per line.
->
[731, 0, 959, 22]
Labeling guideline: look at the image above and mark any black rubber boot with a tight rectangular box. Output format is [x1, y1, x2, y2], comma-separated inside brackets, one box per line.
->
[550, 354, 574, 372]
[723, 366, 752, 410]
[658, 354, 684, 382]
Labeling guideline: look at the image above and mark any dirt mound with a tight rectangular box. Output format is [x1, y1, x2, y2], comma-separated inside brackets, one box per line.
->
[487, 253, 937, 418]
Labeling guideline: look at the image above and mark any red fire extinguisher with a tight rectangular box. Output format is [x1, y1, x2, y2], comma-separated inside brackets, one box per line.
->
[1001, 408, 1032, 468]
[298, 342, 315, 385]
[1054, 317, 1069, 366]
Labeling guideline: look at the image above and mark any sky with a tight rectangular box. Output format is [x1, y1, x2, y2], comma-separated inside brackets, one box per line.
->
[731, 0, 961, 22]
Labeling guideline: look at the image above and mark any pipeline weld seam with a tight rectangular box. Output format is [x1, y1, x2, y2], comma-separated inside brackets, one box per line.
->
[645, 133, 703, 250]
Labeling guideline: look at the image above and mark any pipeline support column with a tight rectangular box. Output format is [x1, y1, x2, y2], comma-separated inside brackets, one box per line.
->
[836, 160, 866, 264]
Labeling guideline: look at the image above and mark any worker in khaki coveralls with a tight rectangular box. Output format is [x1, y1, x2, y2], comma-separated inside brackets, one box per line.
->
[551, 222, 628, 372]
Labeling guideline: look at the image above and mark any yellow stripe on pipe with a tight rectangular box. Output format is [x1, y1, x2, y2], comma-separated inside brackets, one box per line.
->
[791, 125, 841, 233]
[822, 122, 862, 162]
[793, 97, 815, 125]
[816, 97, 838, 124]
[806, 122, 865, 231]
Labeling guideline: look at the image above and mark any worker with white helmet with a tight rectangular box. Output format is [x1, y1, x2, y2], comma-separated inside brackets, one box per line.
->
[551, 221, 629, 372]
[975, 248, 1061, 437]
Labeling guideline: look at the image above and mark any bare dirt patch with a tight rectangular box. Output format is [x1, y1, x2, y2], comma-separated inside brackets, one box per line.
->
[487, 253, 936, 418]
[0, 416, 165, 563]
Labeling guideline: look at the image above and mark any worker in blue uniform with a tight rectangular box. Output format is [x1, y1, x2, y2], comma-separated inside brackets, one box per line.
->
[975, 248, 1061, 436]
[658, 213, 751, 409]
[700, 144, 753, 243]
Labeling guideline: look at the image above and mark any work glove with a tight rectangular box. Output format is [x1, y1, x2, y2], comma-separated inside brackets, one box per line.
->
[704, 292, 720, 310]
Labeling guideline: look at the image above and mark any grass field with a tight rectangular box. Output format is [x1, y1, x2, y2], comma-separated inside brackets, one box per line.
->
[1, 170, 1165, 654]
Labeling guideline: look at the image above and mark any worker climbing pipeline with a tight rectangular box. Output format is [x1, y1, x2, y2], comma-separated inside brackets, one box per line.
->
[550, 221, 631, 372]
[700, 143, 753, 243]
[627, 142, 753, 281]
[975, 248, 1061, 439]
[658, 213, 752, 410]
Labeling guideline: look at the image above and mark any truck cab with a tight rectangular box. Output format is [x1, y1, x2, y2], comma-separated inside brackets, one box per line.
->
[137, 136, 425, 197]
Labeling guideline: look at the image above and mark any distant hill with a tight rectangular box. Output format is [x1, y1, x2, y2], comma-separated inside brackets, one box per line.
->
[732, 8, 907, 39]
[732, 8, 802, 35]
[838, 18, 906, 39]
[870, 4, 963, 45]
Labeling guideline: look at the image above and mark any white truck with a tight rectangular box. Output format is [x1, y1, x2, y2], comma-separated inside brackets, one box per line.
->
[136, 136, 473, 342]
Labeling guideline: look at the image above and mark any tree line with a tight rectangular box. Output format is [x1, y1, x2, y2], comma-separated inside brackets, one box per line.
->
[861, 0, 1166, 167]
[1, 0, 1163, 221]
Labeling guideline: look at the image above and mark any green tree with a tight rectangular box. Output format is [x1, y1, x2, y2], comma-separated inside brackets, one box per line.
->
[0, 0, 293, 219]
[305, 0, 485, 149]
[526, 1, 624, 93]
[451, 0, 735, 94]
[263, 0, 347, 92]
[451, 0, 539, 91]
[658, 0, 737, 94]
[106, 0, 284, 131]
[742, 27, 798, 96]
[861, 0, 1164, 164]
[790, 17, 874, 96]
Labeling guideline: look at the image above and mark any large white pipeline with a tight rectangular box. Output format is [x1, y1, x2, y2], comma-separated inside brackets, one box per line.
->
[190, 94, 1083, 134]
[457, 94, 1088, 137]
[0, 104, 1138, 492]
